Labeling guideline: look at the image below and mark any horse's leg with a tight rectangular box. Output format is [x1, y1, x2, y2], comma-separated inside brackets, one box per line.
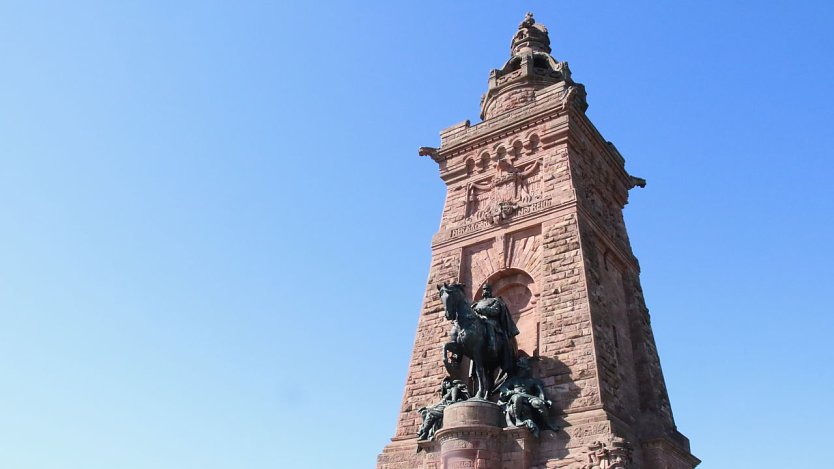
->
[472, 352, 487, 399]
[478, 362, 489, 399]
[443, 342, 459, 374]
[484, 367, 495, 398]
[469, 360, 479, 398]
[476, 327, 492, 399]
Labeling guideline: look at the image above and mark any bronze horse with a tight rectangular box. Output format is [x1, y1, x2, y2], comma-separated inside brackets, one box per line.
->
[438, 282, 514, 399]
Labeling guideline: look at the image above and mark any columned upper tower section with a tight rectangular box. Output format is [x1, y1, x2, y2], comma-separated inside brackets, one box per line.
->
[480, 13, 583, 120]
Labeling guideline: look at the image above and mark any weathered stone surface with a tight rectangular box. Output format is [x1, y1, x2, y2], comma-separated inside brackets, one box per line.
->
[443, 400, 505, 428]
[378, 14, 698, 469]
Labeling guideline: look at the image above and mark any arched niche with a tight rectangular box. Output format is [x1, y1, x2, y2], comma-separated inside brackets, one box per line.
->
[474, 268, 539, 358]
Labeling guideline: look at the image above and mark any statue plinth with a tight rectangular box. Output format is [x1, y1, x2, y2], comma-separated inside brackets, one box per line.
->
[441, 399, 505, 429]
[435, 400, 504, 469]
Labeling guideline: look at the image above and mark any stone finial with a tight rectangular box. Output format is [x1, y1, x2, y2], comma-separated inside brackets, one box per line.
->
[520, 12, 535, 28]
[511, 12, 551, 56]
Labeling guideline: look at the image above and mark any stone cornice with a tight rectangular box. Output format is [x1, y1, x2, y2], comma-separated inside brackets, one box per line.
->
[436, 113, 569, 185]
[431, 198, 576, 251]
[437, 84, 571, 159]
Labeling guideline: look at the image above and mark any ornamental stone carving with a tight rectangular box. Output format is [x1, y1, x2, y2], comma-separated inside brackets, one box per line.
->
[574, 438, 634, 469]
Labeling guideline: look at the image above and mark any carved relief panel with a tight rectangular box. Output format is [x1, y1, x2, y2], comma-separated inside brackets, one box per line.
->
[440, 132, 555, 241]
[463, 158, 544, 225]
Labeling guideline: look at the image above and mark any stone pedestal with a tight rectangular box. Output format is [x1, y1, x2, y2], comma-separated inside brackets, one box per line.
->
[436, 400, 504, 469]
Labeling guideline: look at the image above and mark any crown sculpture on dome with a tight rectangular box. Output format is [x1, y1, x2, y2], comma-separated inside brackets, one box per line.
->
[513, 12, 551, 55]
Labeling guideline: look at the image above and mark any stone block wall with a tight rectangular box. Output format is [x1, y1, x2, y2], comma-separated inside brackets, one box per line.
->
[379, 62, 697, 467]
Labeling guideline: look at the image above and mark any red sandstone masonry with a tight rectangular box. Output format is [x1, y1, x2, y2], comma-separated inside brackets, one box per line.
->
[378, 15, 697, 469]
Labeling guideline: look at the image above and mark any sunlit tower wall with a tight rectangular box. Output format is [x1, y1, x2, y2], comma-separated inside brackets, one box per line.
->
[377, 15, 698, 469]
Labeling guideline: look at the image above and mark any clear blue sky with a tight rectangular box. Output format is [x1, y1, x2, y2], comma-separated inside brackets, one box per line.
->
[1, 1, 832, 468]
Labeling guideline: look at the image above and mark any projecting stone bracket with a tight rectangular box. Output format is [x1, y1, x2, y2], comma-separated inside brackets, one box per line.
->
[628, 176, 647, 189]
[419, 146, 443, 163]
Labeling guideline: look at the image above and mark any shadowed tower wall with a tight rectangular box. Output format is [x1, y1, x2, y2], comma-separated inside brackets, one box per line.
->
[378, 15, 698, 469]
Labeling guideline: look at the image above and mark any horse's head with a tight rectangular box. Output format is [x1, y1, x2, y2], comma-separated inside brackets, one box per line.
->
[437, 282, 466, 321]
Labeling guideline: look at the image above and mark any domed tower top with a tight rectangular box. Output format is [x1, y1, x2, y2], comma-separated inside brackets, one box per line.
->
[480, 13, 581, 120]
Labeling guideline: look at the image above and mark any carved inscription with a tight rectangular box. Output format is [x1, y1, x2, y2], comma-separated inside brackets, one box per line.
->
[450, 198, 551, 238]
[451, 220, 492, 238]
[516, 198, 552, 216]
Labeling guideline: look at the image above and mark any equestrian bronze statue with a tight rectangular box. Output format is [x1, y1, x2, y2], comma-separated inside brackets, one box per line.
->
[437, 282, 519, 399]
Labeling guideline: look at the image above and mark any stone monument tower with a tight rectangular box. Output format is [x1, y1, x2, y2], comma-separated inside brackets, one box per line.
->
[377, 14, 698, 469]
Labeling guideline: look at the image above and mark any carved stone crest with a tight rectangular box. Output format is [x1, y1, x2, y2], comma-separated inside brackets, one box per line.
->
[464, 159, 542, 225]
